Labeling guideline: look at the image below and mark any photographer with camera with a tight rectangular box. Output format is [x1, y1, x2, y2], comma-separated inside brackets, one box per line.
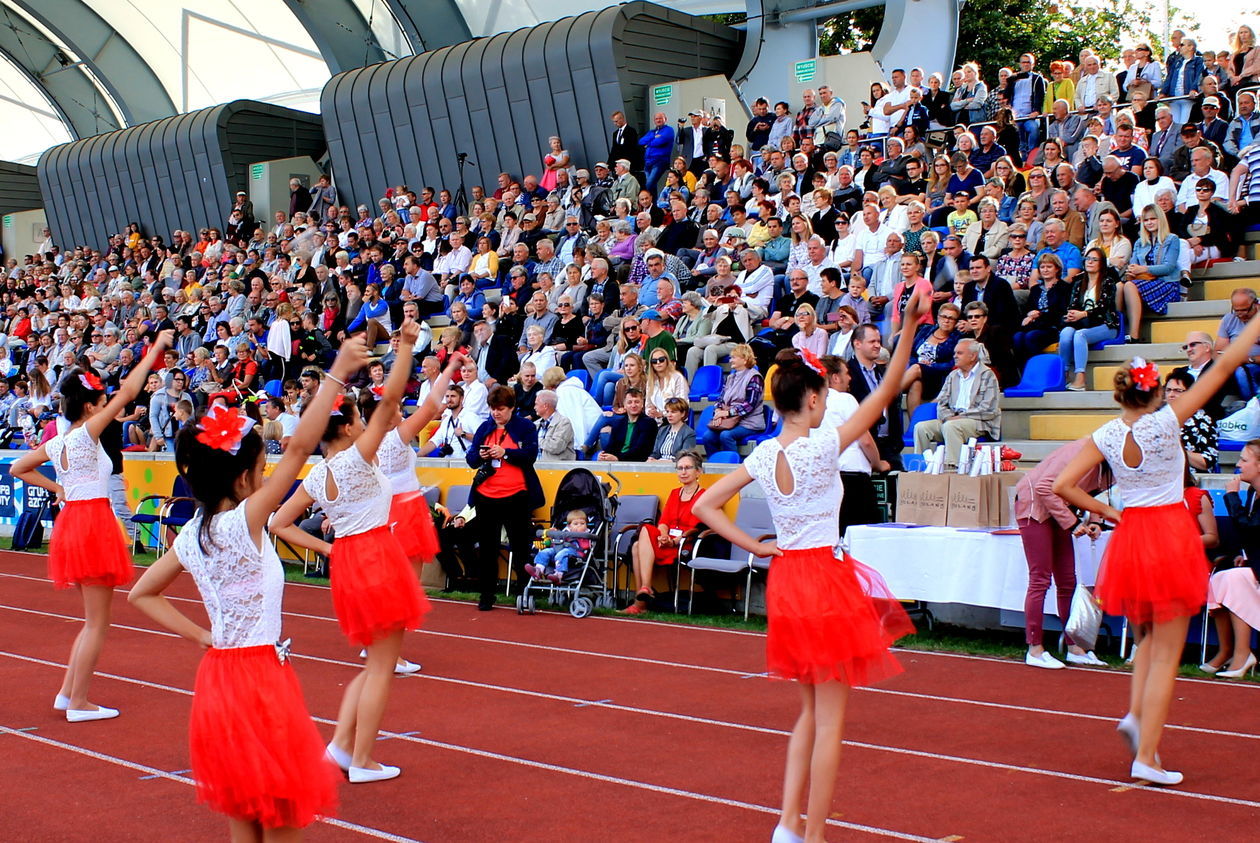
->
[418, 383, 480, 459]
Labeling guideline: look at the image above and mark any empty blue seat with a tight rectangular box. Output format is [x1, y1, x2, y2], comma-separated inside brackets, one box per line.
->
[263, 378, 283, 398]
[690, 365, 723, 402]
[708, 450, 742, 464]
[903, 403, 938, 448]
[1004, 353, 1065, 398]
[566, 369, 591, 391]
[745, 407, 781, 447]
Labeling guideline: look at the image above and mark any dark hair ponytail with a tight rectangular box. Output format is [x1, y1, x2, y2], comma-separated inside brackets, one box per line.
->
[174, 413, 264, 552]
[771, 349, 826, 413]
[59, 368, 105, 422]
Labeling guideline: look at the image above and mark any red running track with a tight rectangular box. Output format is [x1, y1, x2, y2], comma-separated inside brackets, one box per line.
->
[1, 550, 1259, 841]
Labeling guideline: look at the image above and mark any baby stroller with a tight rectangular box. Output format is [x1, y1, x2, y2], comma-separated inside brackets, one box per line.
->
[517, 468, 620, 618]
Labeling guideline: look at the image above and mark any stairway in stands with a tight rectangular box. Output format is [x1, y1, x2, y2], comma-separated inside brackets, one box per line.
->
[995, 257, 1260, 471]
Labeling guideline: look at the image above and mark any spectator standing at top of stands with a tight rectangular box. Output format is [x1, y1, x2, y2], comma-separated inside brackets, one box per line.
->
[1163, 38, 1205, 126]
[308, 174, 337, 223]
[1007, 54, 1047, 160]
[1074, 54, 1119, 111]
[608, 111, 642, 177]
[808, 85, 846, 143]
[639, 112, 676, 194]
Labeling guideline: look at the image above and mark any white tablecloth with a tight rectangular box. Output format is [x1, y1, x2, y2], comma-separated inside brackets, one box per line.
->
[847, 525, 1108, 613]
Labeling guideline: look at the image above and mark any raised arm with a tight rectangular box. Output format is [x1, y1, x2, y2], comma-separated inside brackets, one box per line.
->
[244, 337, 371, 537]
[837, 292, 924, 451]
[354, 318, 420, 460]
[398, 352, 467, 442]
[1172, 313, 1260, 424]
[86, 329, 173, 441]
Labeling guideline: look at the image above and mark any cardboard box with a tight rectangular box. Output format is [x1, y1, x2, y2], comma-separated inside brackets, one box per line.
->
[895, 472, 950, 526]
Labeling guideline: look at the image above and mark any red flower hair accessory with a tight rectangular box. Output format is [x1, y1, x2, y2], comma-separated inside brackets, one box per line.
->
[798, 348, 825, 377]
[79, 371, 103, 392]
[330, 394, 346, 416]
[368, 384, 385, 401]
[195, 404, 255, 455]
[1129, 357, 1159, 392]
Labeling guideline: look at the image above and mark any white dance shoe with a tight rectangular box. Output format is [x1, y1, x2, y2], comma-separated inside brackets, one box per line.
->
[1131, 760, 1183, 786]
[349, 764, 401, 783]
[325, 740, 352, 772]
[66, 705, 119, 723]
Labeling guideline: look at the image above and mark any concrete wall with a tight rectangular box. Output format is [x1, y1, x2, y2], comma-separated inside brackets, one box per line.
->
[783, 52, 887, 134]
[247, 156, 326, 229]
[2, 209, 48, 262]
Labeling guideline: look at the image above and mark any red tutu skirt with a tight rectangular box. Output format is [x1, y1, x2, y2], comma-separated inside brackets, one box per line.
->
[1095, 502, 1208, 625]
[48, 498, 132, 589]
[766, 547, 915, 686]
[330, 525, 430, 646]
[189, 645, 338, 828]
[389, 491, 439, 563]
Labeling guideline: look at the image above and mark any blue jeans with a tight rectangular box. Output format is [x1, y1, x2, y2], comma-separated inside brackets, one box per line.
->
[1017, 116, 1041, 161]
[1058, 324, 1117, 374]
[644, 161, 668, 194]
[534, 546, 581, 574]
[700, 421, 759, 455]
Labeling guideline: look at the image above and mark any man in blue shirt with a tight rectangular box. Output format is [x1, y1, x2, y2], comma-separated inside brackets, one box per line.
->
[638, 112, 676, 195]
[1034, 219, 1083, 282]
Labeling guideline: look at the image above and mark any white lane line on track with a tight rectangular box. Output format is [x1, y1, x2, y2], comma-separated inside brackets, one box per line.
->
[6, 568, 1259, 689]
[5, 644, 1260, 816]
[0, 651, 932, 842]
[0, 724, 421, 842]
[2, 599, 1257, 745]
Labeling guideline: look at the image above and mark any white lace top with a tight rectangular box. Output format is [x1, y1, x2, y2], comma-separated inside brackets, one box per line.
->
[302, 445, 390, 537]
[173, 501, 282, 649]
[45, 426, 111, 501]
[1091, 405, 1183, 508]
[743, 426, 842, 550]
[377, 429, 420, 494]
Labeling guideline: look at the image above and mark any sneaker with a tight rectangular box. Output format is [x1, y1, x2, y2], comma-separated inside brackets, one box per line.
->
[1066, 650, 1106, 667]
[999, 446, 1023, 460]
[1025, 649, 1065, 669]
[394, 659, 422, 676]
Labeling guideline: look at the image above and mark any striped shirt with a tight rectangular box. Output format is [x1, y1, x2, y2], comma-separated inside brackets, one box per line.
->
[1241, 142, 1260, 204]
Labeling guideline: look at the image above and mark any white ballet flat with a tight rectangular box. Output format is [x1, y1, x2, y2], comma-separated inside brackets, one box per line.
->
[325, 741, 351, 772]
[53, 693, 71, 711]
[771, 825, 804, 843]
[1117, 714, 1139, 758]
[1131, 760, 1183, 786]
[349, 764, 401, 783]
[66, 706, 119, 723]
[394, 659, 422, 676]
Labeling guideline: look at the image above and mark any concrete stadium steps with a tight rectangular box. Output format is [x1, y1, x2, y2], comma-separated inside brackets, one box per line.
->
[1191, 261, 1260, 301]
[1027, 412, 1115, 440]
[1148, 317, 1219, 344]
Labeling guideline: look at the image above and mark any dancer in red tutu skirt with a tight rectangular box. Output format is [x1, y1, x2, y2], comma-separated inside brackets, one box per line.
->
[357, 350, 466, 675]
[272, 320, 428, 784]
[130, 338, 369, 838]
[1054, 313, 1260, 787]
[12, 331, 172, 723]
[692, 296, 926, 843]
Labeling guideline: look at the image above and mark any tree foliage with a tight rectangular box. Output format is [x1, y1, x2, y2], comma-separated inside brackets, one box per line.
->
[818, 0, 1159, 84]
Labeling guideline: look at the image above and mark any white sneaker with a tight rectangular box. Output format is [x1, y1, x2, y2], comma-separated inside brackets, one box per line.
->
[1025, 649, 1065, 669]
[1066, 650, 1106, 667]
[394, 659, 422, 676]
[66, 705, 119, 723]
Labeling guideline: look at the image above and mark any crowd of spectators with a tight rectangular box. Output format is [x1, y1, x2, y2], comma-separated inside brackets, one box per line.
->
[6, 27, 1260, 472]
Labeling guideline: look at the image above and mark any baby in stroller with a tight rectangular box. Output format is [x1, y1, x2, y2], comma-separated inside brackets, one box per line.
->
[525, 509, 592, 584]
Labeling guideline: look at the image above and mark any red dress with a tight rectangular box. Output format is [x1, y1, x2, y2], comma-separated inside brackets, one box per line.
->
[642, 486, 705, 565]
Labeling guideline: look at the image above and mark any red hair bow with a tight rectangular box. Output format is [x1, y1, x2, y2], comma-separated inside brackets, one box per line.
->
[1130, 357, 1160, 392]
[798, 348, 825, 376]
[195, 404, 255, 455]
[331, 394, 346, 416]
[79, 371, 103, 392]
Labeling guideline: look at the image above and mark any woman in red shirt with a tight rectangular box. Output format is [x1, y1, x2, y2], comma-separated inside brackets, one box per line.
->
[622, 450, 706, 614]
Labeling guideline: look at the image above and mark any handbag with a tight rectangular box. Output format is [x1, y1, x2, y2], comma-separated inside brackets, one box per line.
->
[823, 131, 845, 151]
[707, 409, 741, 432]
[470, 460, 495, 494]
[1065, 583, 1103, 650]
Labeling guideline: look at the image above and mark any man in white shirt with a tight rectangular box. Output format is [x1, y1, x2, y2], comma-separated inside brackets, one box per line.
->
[802, 236, 837, 296]
[851, 204, 893, 281]
[1073, 54, 1118, 111]
[861, 232, 904, 317]
[874, 69, 912, 137]
[734, 248, 774, 319]
[419, 384, 481, 458]
[816, 355, 888, 532]
[263, 398, 299, 451]
[1175, 147, 1230, 211]
[415, 355, 442, 405]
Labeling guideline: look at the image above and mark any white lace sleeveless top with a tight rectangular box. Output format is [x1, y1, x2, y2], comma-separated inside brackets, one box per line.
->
[173, 501, 282, 649]
[45, 426, 111, 501]
[302, 445, 390, 537]
[743, 426, 842, 550]
[377, 429, 420, 494]
[1091, 405, 1183, 508]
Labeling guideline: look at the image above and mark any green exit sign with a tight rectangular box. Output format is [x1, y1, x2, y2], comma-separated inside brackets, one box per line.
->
[794, 59, 817, 83]
[250, 164, 264, 180]
[2, 215, 10, 229]
[653, 85, 672, 106]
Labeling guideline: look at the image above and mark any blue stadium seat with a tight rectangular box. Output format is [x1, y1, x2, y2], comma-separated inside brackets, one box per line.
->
[708, 450, 742, 464]
[696, 404, 716, 434]
[1090, 313, 1126, 350]
[263, 379, 283, 398]
[599, 373, 624, 410]
[745, 407, 781, 447]
[690, 365, 723, 402]
[1004, 353, 1065, 398]
[566, 370, 591, 391]
[904, 403, 938, 448]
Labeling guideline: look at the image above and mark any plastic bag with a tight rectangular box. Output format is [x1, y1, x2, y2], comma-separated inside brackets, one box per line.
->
[1065, 583, 1103, 651]
[1218, 396, 1260, 442]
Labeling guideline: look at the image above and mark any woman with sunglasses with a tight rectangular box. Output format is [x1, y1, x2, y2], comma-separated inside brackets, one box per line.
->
[900, 302, 963, 415]
[1022, 167, 1054, 220]
[1175, 177, 1236, 263]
